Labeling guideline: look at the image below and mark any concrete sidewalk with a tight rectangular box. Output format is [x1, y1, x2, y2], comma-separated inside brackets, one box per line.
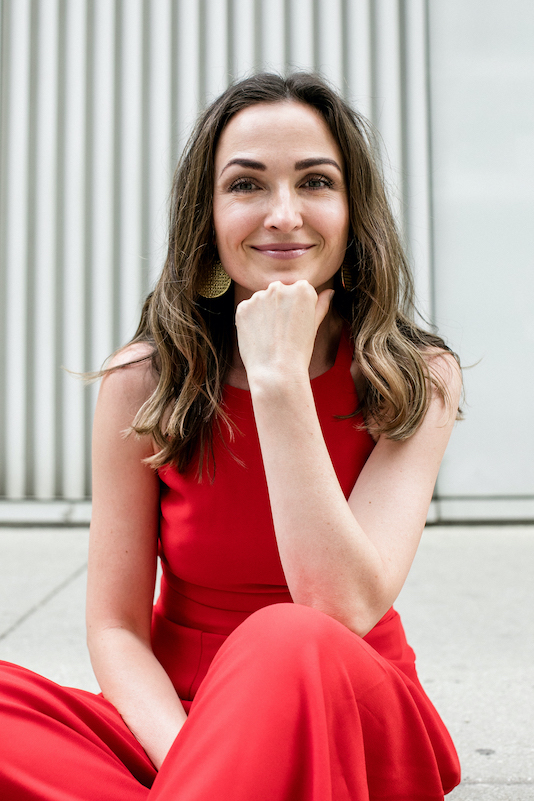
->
[0, 524, 532, 799]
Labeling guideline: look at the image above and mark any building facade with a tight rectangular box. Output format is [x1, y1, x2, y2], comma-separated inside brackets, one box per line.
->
[1, 0, 533, 522]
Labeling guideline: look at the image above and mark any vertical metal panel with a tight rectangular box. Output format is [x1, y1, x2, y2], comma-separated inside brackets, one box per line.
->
[91, 0, 116, 371]
[86, 0, 118, 488]
[0, 0, 433, 501]
[118, 0, 145, 344]
[203, 0, 228, 101]
[345, 0, 372, 119]
[230, 0, 255, 80]
[316, 0, 344, 91]
[60, 0, 88, 498]
[372, 0, 404, 230]
[288, 0, 314, 72]
[176, 0, 201, 152]
[402, 0, 433, 322]
[4, 0, 31, 498]
[33, 0, 59, 498]
[259, 0, 285, 74]
[147, 0, 173, 285]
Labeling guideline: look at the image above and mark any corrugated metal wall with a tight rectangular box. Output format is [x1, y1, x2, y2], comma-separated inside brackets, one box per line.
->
[0, 0, 432, 501]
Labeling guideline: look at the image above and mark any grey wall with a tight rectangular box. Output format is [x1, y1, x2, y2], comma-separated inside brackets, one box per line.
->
[429, 0, 534, 520]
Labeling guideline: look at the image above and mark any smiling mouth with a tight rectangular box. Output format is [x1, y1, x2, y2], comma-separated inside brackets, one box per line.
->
[251, 244, 315, 260]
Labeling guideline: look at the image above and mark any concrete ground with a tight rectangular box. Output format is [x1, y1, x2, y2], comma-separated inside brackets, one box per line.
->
[0, 524, 532, 799]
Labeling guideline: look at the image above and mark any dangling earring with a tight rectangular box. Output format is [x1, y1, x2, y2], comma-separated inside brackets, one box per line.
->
[340, 236, 357, 292]
[197, 260, 232, 298]
[340, 263, 353, 292]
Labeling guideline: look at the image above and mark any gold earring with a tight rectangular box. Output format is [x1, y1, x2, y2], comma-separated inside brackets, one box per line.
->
[198, 261, 232, 298]
[340, 263, 353, 292]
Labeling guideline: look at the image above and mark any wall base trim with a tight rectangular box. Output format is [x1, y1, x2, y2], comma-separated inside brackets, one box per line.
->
[428, 498, 534, 524]
[1, 498, 533, 527]
[0, 501, 92, 526]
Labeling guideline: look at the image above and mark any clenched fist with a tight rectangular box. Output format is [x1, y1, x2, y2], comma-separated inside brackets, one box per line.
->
[235, 280, 335, 387]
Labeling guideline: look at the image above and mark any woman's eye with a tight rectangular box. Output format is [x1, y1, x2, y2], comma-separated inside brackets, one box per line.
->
[229, 178, 258, 192]
[303, 174, 334, 189]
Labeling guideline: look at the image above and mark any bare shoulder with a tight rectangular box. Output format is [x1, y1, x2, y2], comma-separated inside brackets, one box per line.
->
[93, 343, 160, 462]
[107, 341, 155, 368]
[423, 347, 462, 405]
[99, 343, 159, 420]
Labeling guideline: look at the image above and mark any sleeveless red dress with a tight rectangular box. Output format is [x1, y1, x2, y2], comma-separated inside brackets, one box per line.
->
[0, 328, 461, 800]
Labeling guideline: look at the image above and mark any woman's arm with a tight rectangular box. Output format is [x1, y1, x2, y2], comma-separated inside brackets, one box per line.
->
[235, 280, 462, 637]
[87, 349, 187, 770]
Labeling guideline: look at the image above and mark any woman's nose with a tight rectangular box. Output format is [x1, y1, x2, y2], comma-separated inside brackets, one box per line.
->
[263, 188, 303, 232]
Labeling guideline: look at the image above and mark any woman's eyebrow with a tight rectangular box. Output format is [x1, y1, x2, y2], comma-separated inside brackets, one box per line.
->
[220, 156, 342, 177]
[294, 157, 342, 172]
[220, 158, 266, 176]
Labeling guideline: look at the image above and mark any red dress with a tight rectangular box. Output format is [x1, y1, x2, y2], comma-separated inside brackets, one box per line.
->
[0, 328, 461, 800]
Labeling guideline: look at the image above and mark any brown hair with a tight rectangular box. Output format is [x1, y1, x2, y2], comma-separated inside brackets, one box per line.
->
[118, 72, 459, 473]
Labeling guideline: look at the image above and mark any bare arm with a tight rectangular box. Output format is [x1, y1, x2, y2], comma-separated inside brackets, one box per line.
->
[87, 349, 187, 769]
[235, 280, 462, 636]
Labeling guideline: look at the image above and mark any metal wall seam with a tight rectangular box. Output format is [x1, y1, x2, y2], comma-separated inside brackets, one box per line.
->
[402, 0, 433, 324]
[4, 0, 31, 499]
[91, 0, 116, 381]
[176, 0, 201, 156]
[288, 0, 314, 73]
[229, 0, 256, 81]
[203, 0, 229, 103]
[147, 0, 173, 286]
[61, 0, 88, 499]
[119, 0, 145, 345]
[316, 0, 344, 93]
[85, 0, 117, 495]
[372, 0, 405, 236]
[259, 0, 285, 74]
[33, 0, 59, 499]
[344, 0, 372, 119]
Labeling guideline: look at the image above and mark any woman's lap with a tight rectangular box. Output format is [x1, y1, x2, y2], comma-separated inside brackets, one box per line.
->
[0, 605, 459, 800]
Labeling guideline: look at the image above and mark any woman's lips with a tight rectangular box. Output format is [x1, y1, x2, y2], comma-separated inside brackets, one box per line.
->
[251, 244, 314, 260]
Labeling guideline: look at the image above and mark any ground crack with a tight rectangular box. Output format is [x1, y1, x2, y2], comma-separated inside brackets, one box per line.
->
[0, 563, 88, 642]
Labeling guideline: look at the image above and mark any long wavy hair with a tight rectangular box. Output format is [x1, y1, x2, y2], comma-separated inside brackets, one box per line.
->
[118, 72, 459, 474]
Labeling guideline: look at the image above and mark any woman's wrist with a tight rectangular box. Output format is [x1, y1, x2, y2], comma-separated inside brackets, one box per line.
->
[246, 367, 312, 400]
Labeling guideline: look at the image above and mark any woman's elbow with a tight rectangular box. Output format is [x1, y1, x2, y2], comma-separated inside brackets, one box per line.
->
[300, 588, 391, 639]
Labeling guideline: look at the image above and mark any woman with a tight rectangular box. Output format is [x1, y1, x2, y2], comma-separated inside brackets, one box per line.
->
[1, 73, 462, 800]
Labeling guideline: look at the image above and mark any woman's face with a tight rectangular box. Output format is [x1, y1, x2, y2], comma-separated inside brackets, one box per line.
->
[212, 101, 349, 304]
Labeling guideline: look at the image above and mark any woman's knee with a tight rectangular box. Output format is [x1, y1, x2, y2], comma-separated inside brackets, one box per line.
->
[234, 602, 352, 656]
[203, 603, 387, 706]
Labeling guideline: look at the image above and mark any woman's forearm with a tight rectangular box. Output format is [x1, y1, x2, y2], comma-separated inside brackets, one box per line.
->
[88, 626, 187, 770]
[235, 282, 459, 636]
[248, 374, 387, 636]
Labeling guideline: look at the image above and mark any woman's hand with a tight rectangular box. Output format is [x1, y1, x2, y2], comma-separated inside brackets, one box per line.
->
[235, 280, 334, 386]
